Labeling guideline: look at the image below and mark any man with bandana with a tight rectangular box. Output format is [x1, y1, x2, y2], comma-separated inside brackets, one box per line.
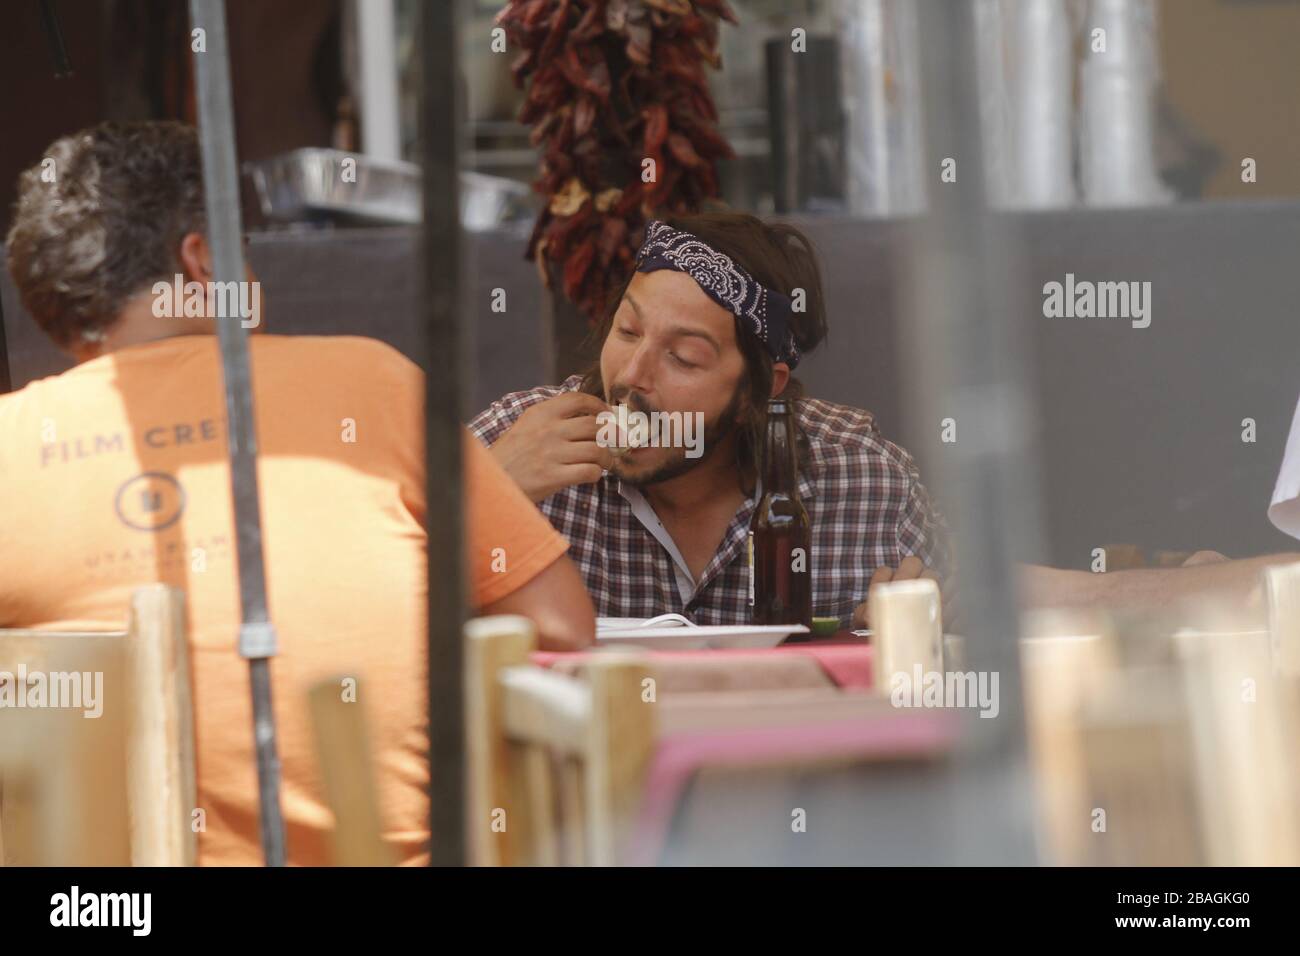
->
[471, 212, 948, 629]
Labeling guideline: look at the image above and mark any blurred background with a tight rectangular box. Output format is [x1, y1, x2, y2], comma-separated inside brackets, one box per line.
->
[3, 0, 1300, 870]
[2, 0, 1299, 570]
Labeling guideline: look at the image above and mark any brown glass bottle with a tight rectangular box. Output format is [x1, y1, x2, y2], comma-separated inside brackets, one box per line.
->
[748, 398, 812, 630]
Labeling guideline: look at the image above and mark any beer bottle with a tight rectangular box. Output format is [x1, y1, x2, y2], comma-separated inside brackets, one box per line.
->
[749, 398, 812, 630]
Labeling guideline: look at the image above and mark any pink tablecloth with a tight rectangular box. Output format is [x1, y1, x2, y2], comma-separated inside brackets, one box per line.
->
[531, 633, 874, 690]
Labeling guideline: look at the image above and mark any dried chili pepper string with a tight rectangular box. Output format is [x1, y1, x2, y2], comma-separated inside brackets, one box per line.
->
[499, 0, 737, 323]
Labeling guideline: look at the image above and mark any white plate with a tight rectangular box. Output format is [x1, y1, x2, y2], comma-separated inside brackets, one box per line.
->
[595, 623, 810, 650]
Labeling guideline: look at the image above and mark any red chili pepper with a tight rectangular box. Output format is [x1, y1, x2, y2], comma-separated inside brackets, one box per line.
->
[563, 239, 596, 300]
[642, 103, 668, 152]
[667, 132, 703, 168]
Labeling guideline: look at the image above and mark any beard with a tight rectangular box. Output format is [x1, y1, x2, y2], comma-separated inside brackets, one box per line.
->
[606, 383, 747, 488]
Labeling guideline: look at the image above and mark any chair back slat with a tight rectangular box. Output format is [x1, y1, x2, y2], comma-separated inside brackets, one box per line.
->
[578, 655, 656, 867]
[1265, 561, 1300, 676]
[308, 678, 393, 866]
[124, 586, 198, 866]
[870, 579, 944, 691]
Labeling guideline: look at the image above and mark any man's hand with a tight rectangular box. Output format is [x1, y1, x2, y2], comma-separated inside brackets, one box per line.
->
[851, 555, 946, 630]
[488, 392, 614, 502]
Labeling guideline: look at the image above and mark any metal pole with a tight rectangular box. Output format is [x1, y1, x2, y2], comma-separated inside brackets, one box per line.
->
[420, 0, 468, 865]
[189, 0, 287, 866]
[902, 0, 1044, 864]
[354, 0, 403, 161]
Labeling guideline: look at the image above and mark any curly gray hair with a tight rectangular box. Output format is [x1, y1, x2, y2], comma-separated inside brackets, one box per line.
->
[5, 120, 207, 348]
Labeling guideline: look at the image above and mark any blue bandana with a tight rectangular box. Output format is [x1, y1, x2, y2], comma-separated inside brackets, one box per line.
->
[633, 220, 801, 368]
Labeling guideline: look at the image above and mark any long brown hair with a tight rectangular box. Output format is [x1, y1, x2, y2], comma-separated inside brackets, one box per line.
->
[578, 211, 829, 491]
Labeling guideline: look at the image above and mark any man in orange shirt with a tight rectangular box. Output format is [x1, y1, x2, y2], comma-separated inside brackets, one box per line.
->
[0, 120, 594, 864]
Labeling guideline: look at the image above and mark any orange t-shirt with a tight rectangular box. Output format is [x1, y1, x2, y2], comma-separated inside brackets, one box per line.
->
[0, 333, 568, 865]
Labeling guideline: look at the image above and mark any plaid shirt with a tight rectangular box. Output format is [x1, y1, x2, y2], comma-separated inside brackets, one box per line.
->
[469, 377, 949, 626]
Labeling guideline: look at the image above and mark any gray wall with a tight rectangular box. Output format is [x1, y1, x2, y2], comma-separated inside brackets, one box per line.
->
[1017, 202, 1299, 567]
[4, 200, 1298, 566]
[792, 203, 1300, 566]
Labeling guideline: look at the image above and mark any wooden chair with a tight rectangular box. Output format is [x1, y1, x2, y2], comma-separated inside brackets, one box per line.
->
[466, 613, 967, 866]
[1018, 597, 1300, 867]
[301, 619, 656, 867]
[1020, 609, 1206, 865]
[466, 615, 656, 867]
[0, 585, 197, 866]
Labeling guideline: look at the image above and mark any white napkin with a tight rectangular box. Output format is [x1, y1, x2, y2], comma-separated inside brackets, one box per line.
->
[1269, 393, 1300, 540]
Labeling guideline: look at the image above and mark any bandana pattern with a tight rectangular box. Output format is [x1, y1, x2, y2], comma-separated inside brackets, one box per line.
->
[634, 220, 801, 368]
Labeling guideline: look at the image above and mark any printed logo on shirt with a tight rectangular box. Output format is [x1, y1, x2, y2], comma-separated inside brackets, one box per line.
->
[82, 534, 231, 581]
[40, 419, 222, 468]
[114, 472, 186, 532]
